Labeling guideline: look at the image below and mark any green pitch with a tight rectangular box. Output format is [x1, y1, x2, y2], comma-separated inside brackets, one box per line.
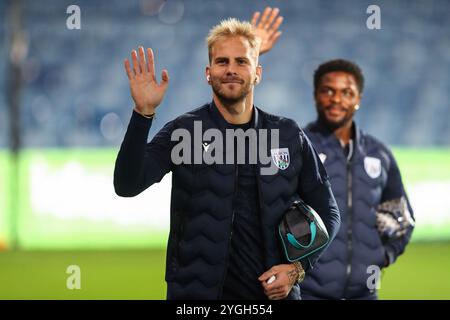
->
[0, 249, 167, 299]
[1, 242, 449, 300]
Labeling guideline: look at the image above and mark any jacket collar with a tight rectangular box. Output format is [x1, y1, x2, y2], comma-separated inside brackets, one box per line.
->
[311, 119, 363, 160]
[208, 100, 261, 130]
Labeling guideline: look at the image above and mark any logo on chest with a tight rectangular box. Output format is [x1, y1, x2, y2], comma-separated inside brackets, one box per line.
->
[318, 153, 327, 164]
[364, 156, 382, 179]
[271, 148, 290, 170]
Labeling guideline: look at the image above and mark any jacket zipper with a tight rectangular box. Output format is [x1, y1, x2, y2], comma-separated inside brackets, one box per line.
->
[218, 163, 238, 299]
[343, 160, 353, 296]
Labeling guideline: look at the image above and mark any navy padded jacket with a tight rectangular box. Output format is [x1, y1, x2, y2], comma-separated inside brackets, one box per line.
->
[114, 103, 341, 300]
[301, 120, 414, 299]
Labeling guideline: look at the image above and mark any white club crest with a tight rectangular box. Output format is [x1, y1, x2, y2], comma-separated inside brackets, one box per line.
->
[364, 156, 381, 179]
[271, 148, 290, 170]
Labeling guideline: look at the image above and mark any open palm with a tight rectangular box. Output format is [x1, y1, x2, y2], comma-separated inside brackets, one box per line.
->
[251, 7, 284, 55]
[124, 47, 169, 116]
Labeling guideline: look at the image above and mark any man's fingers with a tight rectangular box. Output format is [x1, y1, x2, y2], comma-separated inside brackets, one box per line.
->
[160, 69, 169, 90]
[261, 280, 270, 291]
[138, 46, 147, 74]
[262, 277, 282, 292]
[266, 285, 289, 300]
[251, 11, 260, 27]
[269, 31, 282, 44]
[257, 7, 272, 29]
[264, 284, 284, 295]
[131, 50, 140, 75]
[270, 16, 284, 34]
[147, 48, 156, 81]
[264, 282, 283, 293]
[268, 293, 287, 300]
[161, 69, 169, 81]
[266, 17, 283, 39]
[258, 269, 274, 282]
[264, 7, 279, 30]
[124, 59, 133, 80]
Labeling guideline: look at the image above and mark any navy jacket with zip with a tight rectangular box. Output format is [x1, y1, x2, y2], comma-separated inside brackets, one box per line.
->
[114, 102, 341, 300]
[301, 120, 414, 299]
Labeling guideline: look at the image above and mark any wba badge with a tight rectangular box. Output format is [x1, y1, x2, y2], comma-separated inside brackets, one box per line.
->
[364, 156, 382, 179]
[271, 148, 290, 170]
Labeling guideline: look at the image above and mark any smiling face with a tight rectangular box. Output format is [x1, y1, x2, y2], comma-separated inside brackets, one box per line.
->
[315, 71, 361, 130]
[206, 36, 261, 105]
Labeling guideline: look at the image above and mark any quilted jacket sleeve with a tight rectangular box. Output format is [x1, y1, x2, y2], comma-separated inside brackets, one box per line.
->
[114, 110, 175, 197]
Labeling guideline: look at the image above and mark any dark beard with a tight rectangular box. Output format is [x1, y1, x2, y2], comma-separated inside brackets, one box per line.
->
[317, 106, 353, 132]
[211, 81, 251, 107]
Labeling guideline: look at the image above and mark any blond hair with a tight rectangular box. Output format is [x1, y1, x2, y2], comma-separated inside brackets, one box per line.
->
[206, 18, 260, 63]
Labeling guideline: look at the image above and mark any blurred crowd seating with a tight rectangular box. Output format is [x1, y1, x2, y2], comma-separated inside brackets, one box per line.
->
[0, 0, 449, 148]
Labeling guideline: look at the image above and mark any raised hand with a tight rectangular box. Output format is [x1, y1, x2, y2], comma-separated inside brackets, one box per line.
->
[251, 7, 283, 55]
[124, 46, 169, 116]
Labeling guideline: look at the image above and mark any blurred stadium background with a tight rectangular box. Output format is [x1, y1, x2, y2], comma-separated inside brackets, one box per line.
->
[1, 0, 450, 299]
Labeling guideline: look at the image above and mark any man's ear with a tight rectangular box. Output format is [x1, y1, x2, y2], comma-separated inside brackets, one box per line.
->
[205, 66, 211, 84]
[255, 64, 262, 84]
